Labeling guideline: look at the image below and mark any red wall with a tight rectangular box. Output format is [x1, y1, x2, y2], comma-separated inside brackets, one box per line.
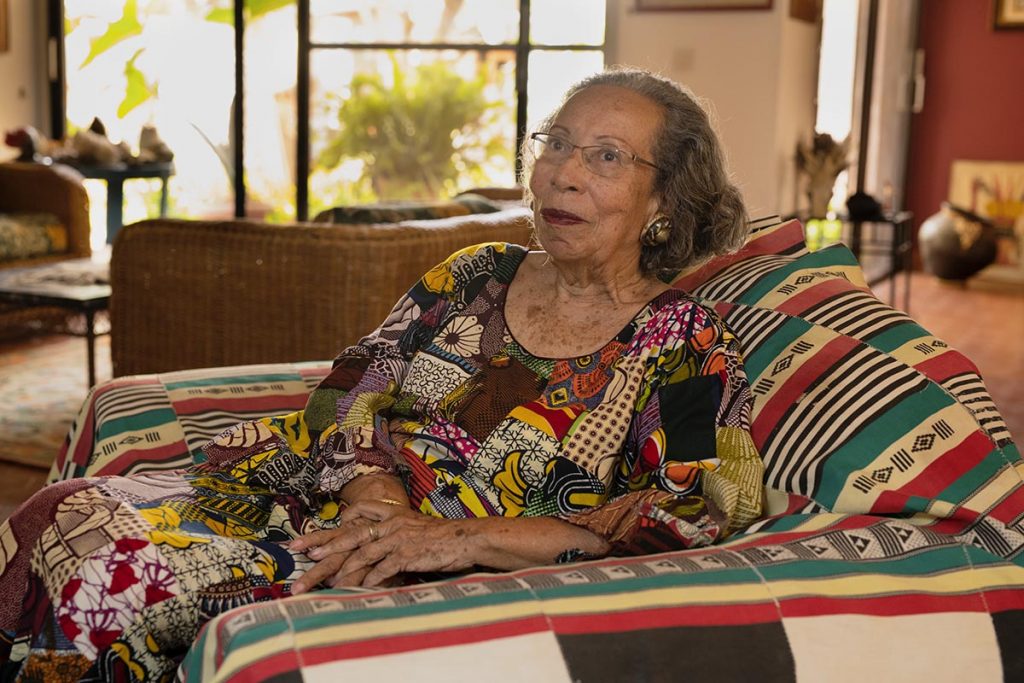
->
[905, 0, 1024, 235]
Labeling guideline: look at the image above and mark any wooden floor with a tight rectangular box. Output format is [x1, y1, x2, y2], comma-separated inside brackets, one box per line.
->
[0, 271, 1021, 521]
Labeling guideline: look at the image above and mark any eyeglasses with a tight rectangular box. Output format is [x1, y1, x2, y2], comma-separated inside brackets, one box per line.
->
[528, 132, 661, 179]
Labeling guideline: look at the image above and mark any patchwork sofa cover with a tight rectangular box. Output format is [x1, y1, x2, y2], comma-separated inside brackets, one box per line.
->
[48, 220, 1022, 681]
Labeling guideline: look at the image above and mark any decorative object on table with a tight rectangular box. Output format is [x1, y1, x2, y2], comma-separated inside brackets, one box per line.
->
[919, 202, 999, 281]
[795, 132, 850, 217]
[845, 190, 885, 222]
[948, 159, 1024, 284]
[994, 0, 1024, 29]
[634, 0, 772, 10]
[138, 124, 175, 164]
[71, 128, 126, 166]
[3, 127, 70, 163]
[4, 118, 175, 168]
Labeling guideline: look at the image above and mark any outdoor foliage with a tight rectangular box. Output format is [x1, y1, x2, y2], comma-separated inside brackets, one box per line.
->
[76, 0, 289, 119]
[317, 57, 509, 200]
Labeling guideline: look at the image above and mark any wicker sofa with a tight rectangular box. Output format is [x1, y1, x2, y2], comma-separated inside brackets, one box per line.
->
[51, 218, 1022, 681]
[109, 207, 533, 376]
[0, 162, 91, 268]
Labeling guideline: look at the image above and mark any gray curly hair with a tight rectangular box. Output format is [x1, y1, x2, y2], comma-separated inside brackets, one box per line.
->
[521, 66, 749, 279]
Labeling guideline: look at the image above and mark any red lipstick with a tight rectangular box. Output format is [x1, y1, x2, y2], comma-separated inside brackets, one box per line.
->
[540, 208, 586, 225]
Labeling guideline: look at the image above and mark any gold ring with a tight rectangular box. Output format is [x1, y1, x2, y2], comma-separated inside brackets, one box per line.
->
[367, 523, 380, 542]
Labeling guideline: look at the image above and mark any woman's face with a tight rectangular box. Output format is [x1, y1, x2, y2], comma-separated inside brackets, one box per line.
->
[528, 84, 664, 276]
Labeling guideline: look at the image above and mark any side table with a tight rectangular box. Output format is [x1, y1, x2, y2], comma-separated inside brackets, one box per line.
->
[70, 162, 175, 244]
[0, 260, 111, 387]
[798, 211, 913, 312]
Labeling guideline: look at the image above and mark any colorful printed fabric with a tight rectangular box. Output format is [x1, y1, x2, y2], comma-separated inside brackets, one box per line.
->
[51, 362, 331, 482]
[673, 219, 1020, 531]
[13, 220, 1023, 682]
[296, 242, 763, 547]
[180, 514, 1024, 682]
[0, 244, 762, 679]
[177, 221, 1023, 682]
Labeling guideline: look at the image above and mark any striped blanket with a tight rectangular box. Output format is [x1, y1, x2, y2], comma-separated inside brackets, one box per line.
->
[51, 220, 1021, 681]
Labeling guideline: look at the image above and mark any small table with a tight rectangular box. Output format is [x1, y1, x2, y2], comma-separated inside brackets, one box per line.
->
[0, 260, 111, 387]
[798, 211, 914, 312]
[71, 162, 174, 244]
[841, 211, 913, 312]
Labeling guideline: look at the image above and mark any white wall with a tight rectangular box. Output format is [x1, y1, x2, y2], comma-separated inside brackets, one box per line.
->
[0, 0, 47, 162]
[607, 0, 820, 218]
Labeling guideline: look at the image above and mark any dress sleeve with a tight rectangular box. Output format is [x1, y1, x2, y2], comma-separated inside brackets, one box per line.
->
[562, 301, 764, 555]
[308, 242, 513, 495]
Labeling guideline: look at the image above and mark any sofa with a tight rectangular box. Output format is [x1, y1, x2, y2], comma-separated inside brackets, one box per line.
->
[50, 214, 1023, 681]
[109, 207, 534, 376]
[0, 162, 91, 267]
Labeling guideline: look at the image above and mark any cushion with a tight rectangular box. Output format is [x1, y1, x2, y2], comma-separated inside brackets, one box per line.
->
[312, 194, 501, 225]
[674, 219, 1020, 532]
[0, 212, 67, 261]
[51, 362, 332, 482]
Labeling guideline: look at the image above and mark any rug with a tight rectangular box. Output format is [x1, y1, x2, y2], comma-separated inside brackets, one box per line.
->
[0, 334, 111, 470]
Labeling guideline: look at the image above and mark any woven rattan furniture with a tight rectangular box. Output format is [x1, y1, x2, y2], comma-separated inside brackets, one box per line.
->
[110, 207, 534, 376]
[0, 162, 93, 336]
[0, 162, 91, 268]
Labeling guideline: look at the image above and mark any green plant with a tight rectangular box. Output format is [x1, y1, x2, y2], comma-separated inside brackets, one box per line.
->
[317, 57, 508, 200]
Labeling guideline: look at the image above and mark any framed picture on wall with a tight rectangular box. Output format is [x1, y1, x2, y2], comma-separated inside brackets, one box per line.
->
[949, 160, 1024, 284]
[993, 0, 1024, 29]
[635, 0, 772, 11]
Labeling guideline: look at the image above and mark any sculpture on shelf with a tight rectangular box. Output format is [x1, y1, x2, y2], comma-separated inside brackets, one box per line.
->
[919, 202, 998, 281]
[3, 118, 174, 168]
[795, 132, 850, 217]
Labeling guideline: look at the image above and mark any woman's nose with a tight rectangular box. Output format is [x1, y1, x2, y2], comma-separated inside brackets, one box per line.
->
[549, 148, 586, 191]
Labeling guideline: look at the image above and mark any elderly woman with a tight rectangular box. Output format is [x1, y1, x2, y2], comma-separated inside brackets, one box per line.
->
[0, 67, 761, 680]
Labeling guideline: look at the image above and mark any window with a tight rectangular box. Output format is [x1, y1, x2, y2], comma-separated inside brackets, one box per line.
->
[57, 0, 606, 240]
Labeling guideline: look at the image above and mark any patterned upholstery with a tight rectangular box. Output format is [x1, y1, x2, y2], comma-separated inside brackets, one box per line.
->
[312, 193, 502, 224]
[50, 362, 331, 482]
[51, 220, 1024, 682]
[0, 212, 68, 262]
[674, 219, 1018, 526]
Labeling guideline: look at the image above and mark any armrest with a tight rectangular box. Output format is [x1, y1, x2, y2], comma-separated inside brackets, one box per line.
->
[110, 208, 533, 376]
[0, 162, 91, 258]
[51, 361, 331, 482]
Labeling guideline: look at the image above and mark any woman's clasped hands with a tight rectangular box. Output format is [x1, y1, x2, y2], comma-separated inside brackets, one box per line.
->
[289, 500, 478, 593]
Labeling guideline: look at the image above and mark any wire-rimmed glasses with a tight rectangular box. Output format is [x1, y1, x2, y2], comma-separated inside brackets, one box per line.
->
[528, 132, 661, 179]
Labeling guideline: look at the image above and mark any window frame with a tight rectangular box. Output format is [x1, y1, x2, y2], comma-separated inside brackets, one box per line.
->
[50, 0, 606, 221]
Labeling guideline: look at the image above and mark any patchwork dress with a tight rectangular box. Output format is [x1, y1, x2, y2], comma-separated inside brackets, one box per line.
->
[0, 242, 763, 681]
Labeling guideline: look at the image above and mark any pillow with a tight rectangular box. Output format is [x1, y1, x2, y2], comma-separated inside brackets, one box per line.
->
[313, 194, 501, 225]
[674, 219, 1020, 533]
[0, 212, 67, 261]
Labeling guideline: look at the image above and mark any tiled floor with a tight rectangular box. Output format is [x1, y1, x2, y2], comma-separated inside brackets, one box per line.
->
[0, 272, 1021, 519]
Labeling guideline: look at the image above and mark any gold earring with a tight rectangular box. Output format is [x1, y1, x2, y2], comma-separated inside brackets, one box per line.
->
[642, 216, 671, 246]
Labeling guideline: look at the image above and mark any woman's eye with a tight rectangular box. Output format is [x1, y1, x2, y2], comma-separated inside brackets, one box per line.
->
[599, 148, 621, 164]
[550, 138, 568, 152]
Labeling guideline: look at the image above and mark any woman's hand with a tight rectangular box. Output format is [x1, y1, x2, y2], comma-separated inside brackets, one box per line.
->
[290, 507, 612, 593]
[289, 504, 478, 592]
[333, 514, 477, 588]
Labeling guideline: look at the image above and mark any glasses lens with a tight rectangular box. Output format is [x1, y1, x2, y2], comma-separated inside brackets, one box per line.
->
[582, 146, 626, 178]
[532, 134, 562, 161]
